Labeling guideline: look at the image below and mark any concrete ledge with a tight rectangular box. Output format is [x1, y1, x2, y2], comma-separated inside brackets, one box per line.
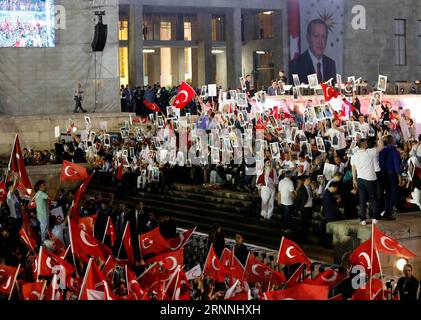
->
[327, 214, 421, 279]
[0, 113, 135, 157]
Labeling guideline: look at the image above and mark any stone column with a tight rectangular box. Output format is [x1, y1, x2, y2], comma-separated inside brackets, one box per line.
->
[171, 47, 186, 85]
[128, 4, 144, 87]
[197, 12, 213, 86]
[273, 10, 284, 76]
[226, 7, 242, 90]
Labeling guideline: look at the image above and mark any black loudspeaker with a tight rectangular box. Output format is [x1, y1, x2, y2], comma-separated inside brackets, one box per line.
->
[92, 23, 108, 52]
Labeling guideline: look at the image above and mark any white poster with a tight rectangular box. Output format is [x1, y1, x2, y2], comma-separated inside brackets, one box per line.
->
[208, 84, 217, 97]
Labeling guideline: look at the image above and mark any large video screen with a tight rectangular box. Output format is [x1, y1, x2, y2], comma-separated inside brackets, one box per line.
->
[0, 0, 55, 48]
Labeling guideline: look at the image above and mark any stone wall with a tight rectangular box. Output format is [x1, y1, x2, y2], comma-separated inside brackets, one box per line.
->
[0, 113, 134, 158]
[0, 0, 120, 116]
[343, 0, 421, 82]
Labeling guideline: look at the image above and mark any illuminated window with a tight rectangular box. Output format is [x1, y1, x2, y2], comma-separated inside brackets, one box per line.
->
[119, 47, 129, 86]
[212, 15, 225, 41]
[257, 12, 273, 39]
[119, 21, 128, 41]
[184, 22, 192, 41]
[160, 21, 172, 41]
[394, 19, 406, 65]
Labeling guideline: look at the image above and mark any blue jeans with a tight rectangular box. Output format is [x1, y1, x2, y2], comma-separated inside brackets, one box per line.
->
[384, 173, 399, 217]
[280, 205, 293, 228]
[357, 178, 379, 221]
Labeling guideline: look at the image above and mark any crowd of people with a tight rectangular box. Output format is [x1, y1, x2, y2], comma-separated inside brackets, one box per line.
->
[1, 75, 421, 300]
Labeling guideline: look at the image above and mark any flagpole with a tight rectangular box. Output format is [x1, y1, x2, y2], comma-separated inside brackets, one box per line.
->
[37, 246, 43, 282]
[40, 280, 47, 301]
[78, 257, 93, 300]
[117, 222, 128, 259]
[102, 216, 110, 243]
[8, 264, 20, 301]
[67, 216, 79, 277]
[7, 134, 18, 172]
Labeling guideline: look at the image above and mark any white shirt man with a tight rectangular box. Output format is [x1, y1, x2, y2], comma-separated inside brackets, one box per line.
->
[308, 49, 324, 81]
[351, 132, 384, 225]
[278, 176, 295, 206]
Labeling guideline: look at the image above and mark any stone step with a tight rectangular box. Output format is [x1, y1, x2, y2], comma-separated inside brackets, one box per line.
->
[172, 183, 259, 202]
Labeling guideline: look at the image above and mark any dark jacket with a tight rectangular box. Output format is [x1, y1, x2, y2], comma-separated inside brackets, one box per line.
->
[295, 185, 309, 212]
[289, 50, 336, 85]
[394, 276, 419, 301]
[323, 189, 341, 222]
[234, 243, 249, 267]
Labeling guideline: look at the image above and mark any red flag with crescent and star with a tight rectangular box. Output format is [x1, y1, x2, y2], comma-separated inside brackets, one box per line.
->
[373, 225, 416, 258]
[264, 283, 330, 300]
[36, 246, 76, 279]
[68, 218, 112, 264]
[78, 214, 98, 237]
[103, 216, 117, 247]
[118, 222, 135, 266]
[138, 227, 171, 257]
[321, 82, 340, 102]
[71, 172, 94, 223]
[303, 268, 348, 288]
[350, 239, 381, 275]
[145, 248, 184, 271]
[0, 264, 20, 297]
[79, 258, 114, 300]
[22, 281, 46, 300]
[8, 135, 33, 195]
[203, 244, 229, 282]
[125, 265, 146, 300]
[173, 81, 196, 110]
[60, 160, 88, 183]
[143, 99, 162, 113]
[243, 253, 281, 288]
[277, 237, 311, 268]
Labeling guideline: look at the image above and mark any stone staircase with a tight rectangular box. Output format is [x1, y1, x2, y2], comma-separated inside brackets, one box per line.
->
[87, 175, 333, 262]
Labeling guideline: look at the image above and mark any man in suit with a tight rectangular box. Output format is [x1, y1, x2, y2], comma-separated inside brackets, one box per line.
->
[267, 80, 279, 96]
[289, 19, 336, 85]
[295, 176, 314, 243]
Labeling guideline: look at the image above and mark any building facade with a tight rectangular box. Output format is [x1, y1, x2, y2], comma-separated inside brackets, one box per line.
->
[119, 0, 421, 92]
[118, 0, 285, 90]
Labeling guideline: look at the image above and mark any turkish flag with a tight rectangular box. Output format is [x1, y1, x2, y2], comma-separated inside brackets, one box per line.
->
[8, 135, 32, 195]
[303, 269, 348, 288]
[0, 180, 6, 205]
[19, 228, 37, 253]
[270, 270, 287, 288]
[271, 106, 280, 120]
[350, 239, 381, 275]
[277, 237, 311, 268]
[220, 248, 234, 269]
[167, 228, 196, 251]
[103, 216, 117, 246]
[67, 276, 83, 296]
[172, 268, 190, 300]
[102, 255, 117, 285]
[373, 225, 416, 258]
[137, 262, 172, 294]
[321, 82, 340, 102]
[139, 227, 171, 257]
[79, 214, 97, 237]
[227, 290, 251, 301]
[144, 99, 162, 113]
[146, 248, 184, 272]
[243, 253, 273, 285]
[37, 246, 75, 279]
[43, 274, 62, 300]
[351, 278, 384, 300]
[118, 222, 135, 266]
[265, 283, 330, 300]
[125, 265, 146, 300]
[0, 264, 21, 297]
[71, 172, 95, 223]
[68, 218, 112, 264]
[173, 81, 196, 110]
[203, 245, 230, 282]
[60, 160, 88, 183]
[284, 263, 306, 288]
[288, 0, 301, 61]
[22, 281, 46, 300]
[79, 259, 113, 300]
[47, 230, 68, 258]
